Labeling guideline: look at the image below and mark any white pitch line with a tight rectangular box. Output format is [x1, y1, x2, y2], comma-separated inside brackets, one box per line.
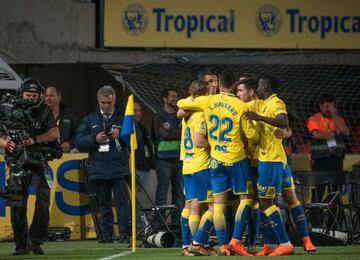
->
[99, 251, 132, 260]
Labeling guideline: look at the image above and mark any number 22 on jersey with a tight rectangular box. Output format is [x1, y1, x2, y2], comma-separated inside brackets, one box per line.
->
[208, 115, 233, 142]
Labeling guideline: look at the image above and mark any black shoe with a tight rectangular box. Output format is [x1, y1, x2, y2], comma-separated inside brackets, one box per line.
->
[98, 238, 114, 243]
[118, 234, 131, 244]
[12, 247, 30, 256]
[30, 243, 44, 255]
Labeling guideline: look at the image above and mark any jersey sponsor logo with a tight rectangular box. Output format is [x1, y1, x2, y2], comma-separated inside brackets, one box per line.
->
[257, 184, 266, 192]
[266, 187, 275, 197]
[256, 4, 282, 37]
[215, 144, 228, 152]
[200, 121, 206, 131]
[222, 162, 233, 167]
[257, 184, 275, 197]
[210, 158, 219, 169]
[184, 153, 193, 160]
[122, 3, 149, 36]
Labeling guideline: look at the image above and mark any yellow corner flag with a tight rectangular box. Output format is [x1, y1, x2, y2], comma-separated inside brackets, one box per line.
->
[120, 94, 137, 252]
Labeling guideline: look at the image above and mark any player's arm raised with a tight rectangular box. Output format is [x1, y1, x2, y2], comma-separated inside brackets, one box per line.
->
[177, 96, 208, 111]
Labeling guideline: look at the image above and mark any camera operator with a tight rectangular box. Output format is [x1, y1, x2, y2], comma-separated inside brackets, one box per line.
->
[1, 78, 59, 255]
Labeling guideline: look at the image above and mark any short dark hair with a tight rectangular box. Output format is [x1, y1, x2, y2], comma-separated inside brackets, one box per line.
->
[161, 88, 177, 99]
[218, 70, 236, 89]
[240, 72, 258, 81]
[45, 85, 62, 95]
[258, 75, 279, 92]
[198, 67, 217, 80]
[320, 94, 336, 104]
[237, 78, 258, 92]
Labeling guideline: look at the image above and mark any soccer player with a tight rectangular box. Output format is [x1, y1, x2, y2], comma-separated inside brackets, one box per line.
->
[237, 77, 316, 254]
[236, 76, 262, 253]
[243, 75, 295, 256]
[179, 80, 211, 256]
[177, 70, 259, 256]
[198, 67, 219, 95]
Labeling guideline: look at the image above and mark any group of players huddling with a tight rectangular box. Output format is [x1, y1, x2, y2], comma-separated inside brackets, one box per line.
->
[177, 69, 316, 256]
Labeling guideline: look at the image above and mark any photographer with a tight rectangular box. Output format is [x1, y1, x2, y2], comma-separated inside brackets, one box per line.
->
[75, 85, 131, 243]
[1, 78, 59, 255]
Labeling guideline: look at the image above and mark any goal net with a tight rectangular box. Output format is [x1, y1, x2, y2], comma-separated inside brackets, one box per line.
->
[102, 50, 360, 154]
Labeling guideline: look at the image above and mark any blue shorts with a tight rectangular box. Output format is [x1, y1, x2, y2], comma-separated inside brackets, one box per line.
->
[210, 158, 254, 195]
[257, 161, 284, 198]
[183, 174, 196, 201]
[193, 169, 213, 203]
[282, 164, 295, 190]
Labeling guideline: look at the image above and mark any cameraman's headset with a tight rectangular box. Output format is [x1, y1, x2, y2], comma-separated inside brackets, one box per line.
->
[19, 78, 45, 108]
[20, 78, 45, 96]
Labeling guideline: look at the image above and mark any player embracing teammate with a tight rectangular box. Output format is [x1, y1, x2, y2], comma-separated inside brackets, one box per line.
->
[177, 70, 315, 256]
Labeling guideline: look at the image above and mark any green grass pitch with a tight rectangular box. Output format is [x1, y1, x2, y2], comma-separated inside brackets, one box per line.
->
[0, 241, 359, 259]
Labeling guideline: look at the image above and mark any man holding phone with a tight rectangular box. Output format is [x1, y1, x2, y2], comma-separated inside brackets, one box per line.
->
[75, 85, 131, 243]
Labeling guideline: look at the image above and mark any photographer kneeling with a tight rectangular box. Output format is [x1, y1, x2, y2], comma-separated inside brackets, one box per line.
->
[0, 78, 59, 255]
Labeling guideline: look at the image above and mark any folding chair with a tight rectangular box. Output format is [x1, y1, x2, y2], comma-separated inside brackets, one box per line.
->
[132, 175, 177, 247]
[293, 171, 341, 232]
[346, 171, 360, 243]
[328, 171, 351, 241]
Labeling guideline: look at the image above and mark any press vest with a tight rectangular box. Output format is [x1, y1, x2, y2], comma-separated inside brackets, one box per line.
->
[307, 113, 346, 159]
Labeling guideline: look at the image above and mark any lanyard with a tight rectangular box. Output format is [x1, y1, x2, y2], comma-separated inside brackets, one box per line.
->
[319, 114, 332, 132]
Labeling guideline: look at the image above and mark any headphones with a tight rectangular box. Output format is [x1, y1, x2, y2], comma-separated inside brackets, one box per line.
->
[20, 77, 45, 95]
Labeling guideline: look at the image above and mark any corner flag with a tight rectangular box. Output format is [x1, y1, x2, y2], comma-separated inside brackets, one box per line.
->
[120, 94, 137, 252]
[120, 94, 137, 150]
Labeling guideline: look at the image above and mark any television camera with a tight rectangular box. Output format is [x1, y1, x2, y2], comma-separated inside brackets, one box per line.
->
[0, 92, 62, 206]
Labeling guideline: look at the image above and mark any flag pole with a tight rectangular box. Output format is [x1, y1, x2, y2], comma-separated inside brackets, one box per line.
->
[120, 94, 137, 252]
[130, 132, 136, 252]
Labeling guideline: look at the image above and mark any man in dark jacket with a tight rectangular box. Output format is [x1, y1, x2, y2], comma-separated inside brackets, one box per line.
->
[75, 85, 130, 243]
[45, 85, 78, 152]
[134, 102, 154, 231]
[134, 102, 154, 189]
[151, 88, 183, 225]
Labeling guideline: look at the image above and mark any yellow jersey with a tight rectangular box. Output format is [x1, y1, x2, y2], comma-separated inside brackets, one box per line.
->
[245, 99, 264, 162]
[180, 111, 210, 175]
[256, 94, 287, 164]
[177, 92, 259, 163]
